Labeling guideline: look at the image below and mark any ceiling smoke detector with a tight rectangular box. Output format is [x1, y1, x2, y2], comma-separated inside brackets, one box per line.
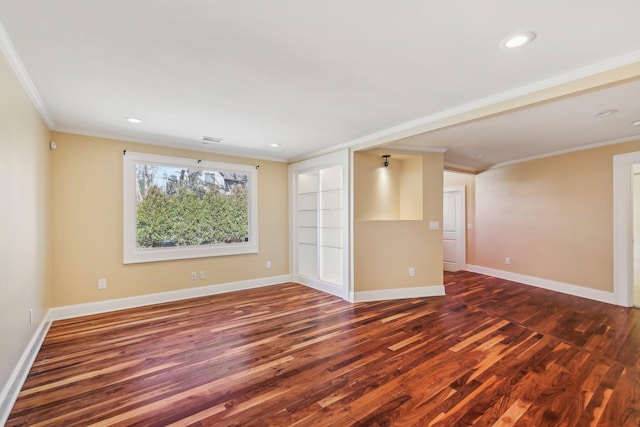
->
[594, 109, 617, 117]
[202, 136, 223, 143]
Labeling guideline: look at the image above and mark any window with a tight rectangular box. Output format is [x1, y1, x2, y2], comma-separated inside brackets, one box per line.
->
[123, 152, 258, 264]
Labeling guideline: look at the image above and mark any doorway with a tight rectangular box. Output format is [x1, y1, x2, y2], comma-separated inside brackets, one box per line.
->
[633, 165, 640, 307]
[613, 151, 640, 307]
[443, 186, 466, 271]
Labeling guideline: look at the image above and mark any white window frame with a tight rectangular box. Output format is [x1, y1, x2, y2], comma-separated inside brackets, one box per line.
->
[123, 151, 258, 264]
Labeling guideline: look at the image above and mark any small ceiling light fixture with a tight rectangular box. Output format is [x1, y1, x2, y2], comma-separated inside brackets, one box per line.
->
[594, 109, 617, 117]
[382, 154, 391, 167]
[270, 143, 281, 148]
[125, 117, 144, 124]
[632, 120, 640, 127]
[500, 31, 537, 49]
[202, 136, 223, 143]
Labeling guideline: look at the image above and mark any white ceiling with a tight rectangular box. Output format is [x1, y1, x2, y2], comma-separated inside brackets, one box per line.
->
[1, 1, 639, 169]
[391, 79, 640, 170]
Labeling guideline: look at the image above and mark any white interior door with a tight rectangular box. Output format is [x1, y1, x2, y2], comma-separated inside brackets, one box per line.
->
[443, 186, 466, 272]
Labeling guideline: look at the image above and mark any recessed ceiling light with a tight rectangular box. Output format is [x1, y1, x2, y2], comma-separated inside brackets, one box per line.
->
[500, 31, 537, 49]
[594, 109, 617, 117]
[202, 136, 223, 143]
[270, 143, 281, 148]
[125, 117, 144, 124]
[633, 120, 640, 126]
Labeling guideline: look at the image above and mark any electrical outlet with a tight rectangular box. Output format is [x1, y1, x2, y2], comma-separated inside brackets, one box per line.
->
[191, 272, 197, 280]
[98, 278, 107, 290]
[200, 271, 206, 280]
[266, 261, 272, 269]
[505, 257, 511, 265]
[409, 267, 415, 277]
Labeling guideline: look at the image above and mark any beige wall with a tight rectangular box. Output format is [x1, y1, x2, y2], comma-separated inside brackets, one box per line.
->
[474, 139, 640, 292]
[0, 53, 52, 394]
[1, 36, 636, 406]
[399, 155, 423, 220]
[355, 152, 402, 220]
[355, 152, 423, 221]
[354, 151, 444, 291]
[443, 170, 476, 265]
[50, 132, 289, 306]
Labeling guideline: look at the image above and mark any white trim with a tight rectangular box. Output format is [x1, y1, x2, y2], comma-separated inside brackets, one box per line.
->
[443, 185, 467, 272]
[0, 276, 441, 423]
[288, 150, 351, 301]
[613, 151, 640, 307]
[55, 127, 290, 163]
[0, 22, 55, 129]
[444, 162, 481, 173]
[123, 152, 259, 264]
[294, 276, 349, 302]
[348, 149, 355, 303]
[289, 50, 640, 163]
[353, 285, 445, 303]
[1, 275, 290, 422]
[466, 265, 618, 305]
[0, 312, 52, 426]
[50, 275, 291, 321]
[383, 145, 448, 153]
[490, 134, 640, 171]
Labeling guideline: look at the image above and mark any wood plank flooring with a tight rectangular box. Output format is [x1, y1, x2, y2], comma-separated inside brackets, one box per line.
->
[7, 271, 640, 426]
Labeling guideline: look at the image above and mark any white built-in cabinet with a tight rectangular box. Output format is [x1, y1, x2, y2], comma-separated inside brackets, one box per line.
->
[289, 150, 349, 300]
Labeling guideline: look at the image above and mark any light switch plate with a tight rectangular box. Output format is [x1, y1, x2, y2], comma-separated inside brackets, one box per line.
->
[429, 221, 440, 230]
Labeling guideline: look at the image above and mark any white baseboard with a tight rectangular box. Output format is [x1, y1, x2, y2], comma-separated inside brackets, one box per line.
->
[1, 274, 291, 423]
[465, 265, 617, 305]
[293, 275, 349, 301]
[0, 312, 52, 426]
[1, 274, 443, 422]
[353, 285, 445, 303]
[50, 274, 292, 321]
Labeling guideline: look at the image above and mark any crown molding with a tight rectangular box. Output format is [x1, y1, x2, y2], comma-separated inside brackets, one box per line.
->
[0, 21, 55, 129]
[292, 50, 640, 163]
[383, 144, 448, 153]
[2, 13, 638, 168]
[444, 162, 482, 174]
[54, 127, 290, 163]
[489, 134, 640, 171]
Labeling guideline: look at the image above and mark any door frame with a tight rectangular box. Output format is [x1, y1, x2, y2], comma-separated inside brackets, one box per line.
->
[613, 151, 639, 307]
[289, 149, 351, 301]
[443, 185, 466, 272]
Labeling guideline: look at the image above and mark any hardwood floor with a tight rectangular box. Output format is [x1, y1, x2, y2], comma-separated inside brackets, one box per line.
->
[8, 271, 640, 426]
